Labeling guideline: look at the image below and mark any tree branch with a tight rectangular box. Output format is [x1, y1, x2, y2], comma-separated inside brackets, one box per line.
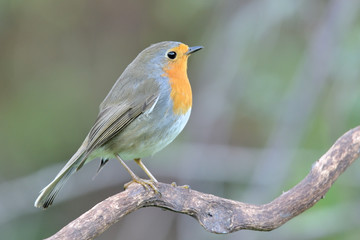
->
[47, 126, 360, 240]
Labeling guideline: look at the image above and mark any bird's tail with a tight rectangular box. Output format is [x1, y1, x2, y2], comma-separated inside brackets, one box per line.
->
[34, 144, 87, 209]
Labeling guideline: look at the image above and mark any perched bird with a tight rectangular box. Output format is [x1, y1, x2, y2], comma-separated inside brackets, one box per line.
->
[34, 41, 203, 209]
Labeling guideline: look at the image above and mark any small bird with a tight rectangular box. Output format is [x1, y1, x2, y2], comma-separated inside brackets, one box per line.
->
[34, 41, 203, 209]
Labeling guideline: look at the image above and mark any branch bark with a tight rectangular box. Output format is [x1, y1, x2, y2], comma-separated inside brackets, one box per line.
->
[47, 126, 360, 240]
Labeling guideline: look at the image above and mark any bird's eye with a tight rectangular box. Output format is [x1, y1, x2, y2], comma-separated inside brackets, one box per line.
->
[167, 51, 177, 59]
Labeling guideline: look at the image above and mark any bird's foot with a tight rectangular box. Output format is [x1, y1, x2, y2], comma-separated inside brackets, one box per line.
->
[171, 182, 190, 190]
[125, 176, 160, 194]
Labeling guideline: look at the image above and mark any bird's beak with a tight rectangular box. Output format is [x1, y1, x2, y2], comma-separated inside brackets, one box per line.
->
[186, 46, 203, 55]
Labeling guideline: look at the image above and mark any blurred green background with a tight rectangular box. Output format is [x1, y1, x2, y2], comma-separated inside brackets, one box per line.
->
[1, 0, 360, 239]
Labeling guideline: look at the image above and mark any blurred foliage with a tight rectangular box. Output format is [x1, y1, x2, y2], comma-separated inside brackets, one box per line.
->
[1, 0, 360, 240]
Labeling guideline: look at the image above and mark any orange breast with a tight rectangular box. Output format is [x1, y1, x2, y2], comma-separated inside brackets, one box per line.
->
[163, 55, 192, 115]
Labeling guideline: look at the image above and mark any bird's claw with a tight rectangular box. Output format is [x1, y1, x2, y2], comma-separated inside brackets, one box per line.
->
[171, 182, 190, 190]
[124, 177, 160, 195]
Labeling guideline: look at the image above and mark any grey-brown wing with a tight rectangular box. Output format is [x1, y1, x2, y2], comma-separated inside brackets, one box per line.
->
[76, 92, 159, 170]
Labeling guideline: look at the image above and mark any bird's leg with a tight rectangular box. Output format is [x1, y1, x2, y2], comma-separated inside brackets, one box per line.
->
[133, 158, 159, 193]
[116, 155, 158, 193]
[116, 155, 139, 181]
[134, 158, 158, 182]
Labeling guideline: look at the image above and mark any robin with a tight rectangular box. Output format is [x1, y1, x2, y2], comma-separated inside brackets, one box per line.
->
[34, 41, 203, 209]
